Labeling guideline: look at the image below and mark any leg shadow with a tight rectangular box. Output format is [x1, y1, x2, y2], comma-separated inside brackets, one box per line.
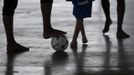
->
[5, 52, 26, 75]
[72, 44, 88, 75]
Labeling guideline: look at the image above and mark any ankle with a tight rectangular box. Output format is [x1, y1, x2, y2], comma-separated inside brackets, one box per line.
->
[117, 29, 123, 33]
[7, 40, 16, 45]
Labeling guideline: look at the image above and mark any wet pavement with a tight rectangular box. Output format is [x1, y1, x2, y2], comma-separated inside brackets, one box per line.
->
[0, 0, 134, 75]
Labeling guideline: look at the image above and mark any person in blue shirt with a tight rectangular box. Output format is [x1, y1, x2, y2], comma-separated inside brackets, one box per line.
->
[70, 0, 94, 48]
[101, 0, 130, 38]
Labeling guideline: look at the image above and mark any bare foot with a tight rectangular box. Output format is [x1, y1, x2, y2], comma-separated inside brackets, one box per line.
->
[7, 42, 29, 53]
[43, 29, 67, 39]
[103, 19, 112, 33]
[70, 41, 77, 49]
[82, 37, 88, 43]
[116, 30, 130, 39]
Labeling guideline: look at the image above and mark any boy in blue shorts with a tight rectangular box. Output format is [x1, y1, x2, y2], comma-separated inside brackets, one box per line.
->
[70, 0, 94, 48]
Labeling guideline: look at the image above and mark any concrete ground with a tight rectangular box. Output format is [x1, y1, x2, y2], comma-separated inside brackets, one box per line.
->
[0, 0, 134, 75]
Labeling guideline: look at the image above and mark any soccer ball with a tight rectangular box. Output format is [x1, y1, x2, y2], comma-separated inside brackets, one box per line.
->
[51, 35, 69, 51]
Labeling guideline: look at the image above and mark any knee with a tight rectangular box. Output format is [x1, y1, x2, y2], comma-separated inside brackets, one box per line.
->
[40, 0, 53, 4]
[2, 0, 18, 16]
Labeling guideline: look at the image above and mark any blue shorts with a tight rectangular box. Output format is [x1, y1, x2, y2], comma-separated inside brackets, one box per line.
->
[72, 0, 93, 18]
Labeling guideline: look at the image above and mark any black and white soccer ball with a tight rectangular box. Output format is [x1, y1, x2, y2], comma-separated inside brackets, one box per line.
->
[51, 35, 69, 51]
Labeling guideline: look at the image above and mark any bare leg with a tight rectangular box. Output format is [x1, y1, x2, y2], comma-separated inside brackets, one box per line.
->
[71, 18, 86, 48]
[40, 1, 66, 39]
[101, 0, 112, 33]
[79, 20, 88, 43]
[2, 0, 29, 53]
[116, 0, 130, 38]
[3, 15, 29, 53]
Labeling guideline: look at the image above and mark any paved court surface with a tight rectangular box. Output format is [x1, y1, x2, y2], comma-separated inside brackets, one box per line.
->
[0, 0, 134, 75]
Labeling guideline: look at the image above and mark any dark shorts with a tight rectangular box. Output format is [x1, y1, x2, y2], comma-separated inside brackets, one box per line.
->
[2, 0, 18, 15]
[3, 0, 53, 15]
[72, 0, 93, 18]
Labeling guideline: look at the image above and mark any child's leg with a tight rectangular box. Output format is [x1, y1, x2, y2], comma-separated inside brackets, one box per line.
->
[70, 18, 83, 48]
[80, 20, 88, 43]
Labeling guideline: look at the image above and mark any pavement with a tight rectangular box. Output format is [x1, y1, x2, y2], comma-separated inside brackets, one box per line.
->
[0, 0, 134, 75]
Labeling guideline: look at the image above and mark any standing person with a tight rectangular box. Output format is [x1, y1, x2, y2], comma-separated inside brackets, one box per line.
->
[2, 0, 29, 53]
[70, 0, 94, 48]
[2, 0, 66, 53]
[101, 0, 130, 38]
